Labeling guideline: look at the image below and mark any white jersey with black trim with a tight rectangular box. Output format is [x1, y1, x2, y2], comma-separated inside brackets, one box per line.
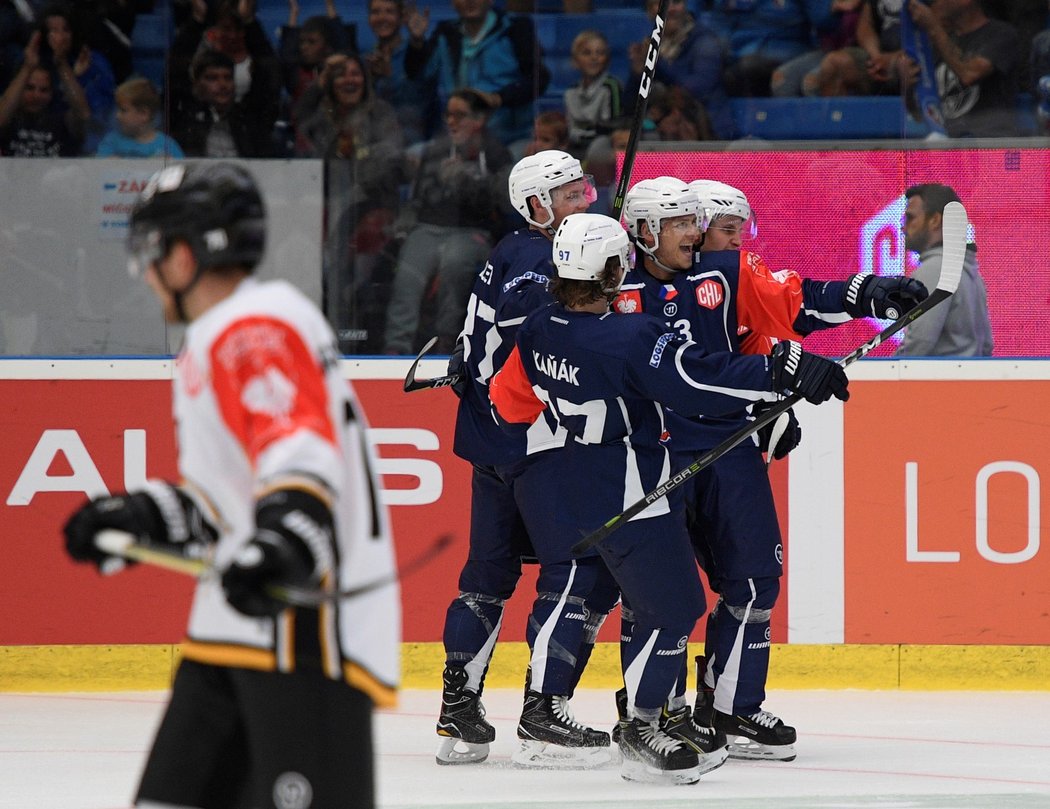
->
[172, 277, 400, 705]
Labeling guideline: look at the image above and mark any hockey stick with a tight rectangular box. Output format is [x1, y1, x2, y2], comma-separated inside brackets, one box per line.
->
[403, 336, 461, 392]
[611, 0, 668, 220]
[572, 201, 969, 555]
[95, 529, 454, 607]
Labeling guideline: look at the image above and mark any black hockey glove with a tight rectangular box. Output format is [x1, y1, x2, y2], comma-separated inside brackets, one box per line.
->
[63, 481, 217, 574]
[447, 337, 467, 398]
[844, 273, 929, 320]
[753, 403, 802, 460]
[221, 488, 332, 617]
[770, 341, 849, 405]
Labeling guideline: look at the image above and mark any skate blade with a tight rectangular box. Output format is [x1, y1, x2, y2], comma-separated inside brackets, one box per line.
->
[435, 736, 490, 765]
[697, 745, 729, 774]
[511, 739, 612, 769]
[619, 757, 701, 785]
[726, 738, 796, 762]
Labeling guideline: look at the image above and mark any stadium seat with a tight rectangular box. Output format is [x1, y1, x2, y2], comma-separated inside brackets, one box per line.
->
[729, 97, 929, 140]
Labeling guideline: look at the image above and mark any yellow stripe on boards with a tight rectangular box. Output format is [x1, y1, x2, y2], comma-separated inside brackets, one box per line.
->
[3, 643, 1050, 692]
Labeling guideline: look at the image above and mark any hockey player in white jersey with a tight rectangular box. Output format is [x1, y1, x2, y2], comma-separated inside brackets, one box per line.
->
[63, 161, 399, 809]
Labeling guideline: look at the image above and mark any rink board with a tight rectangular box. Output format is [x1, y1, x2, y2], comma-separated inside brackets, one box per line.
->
[1, 359, 1049, 689]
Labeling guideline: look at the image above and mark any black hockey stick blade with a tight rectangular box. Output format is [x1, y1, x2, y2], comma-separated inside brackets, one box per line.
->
[571, 203, 969, 555]
[403, 336, 463, 392]
[95, 529, 454, 606]
[610, 0, 668, 220]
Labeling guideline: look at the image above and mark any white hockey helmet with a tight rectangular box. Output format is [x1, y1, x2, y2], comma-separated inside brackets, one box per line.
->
[623, 176, 707, 254]
[508, 149, 592, 230]
[553, 213, 630, 284]
[689, 179, 757, 240]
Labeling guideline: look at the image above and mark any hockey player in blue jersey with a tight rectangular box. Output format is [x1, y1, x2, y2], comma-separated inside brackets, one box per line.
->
[490, 212, 850, 783]
[436, 150, 616, 767]
[615, 177, 929, 761]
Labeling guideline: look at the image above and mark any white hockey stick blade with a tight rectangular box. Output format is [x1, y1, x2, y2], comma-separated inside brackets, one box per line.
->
[764, 410, 791, 468]
[937, 201, 967, 295]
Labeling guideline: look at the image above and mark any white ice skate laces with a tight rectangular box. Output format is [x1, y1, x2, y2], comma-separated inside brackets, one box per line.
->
[748, 710, 782, 728]
[639, 723, 686, 755]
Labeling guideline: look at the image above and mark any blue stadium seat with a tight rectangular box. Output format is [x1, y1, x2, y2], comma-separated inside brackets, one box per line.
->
[729, 97, 928, 140]
[130, 13, 172, 89]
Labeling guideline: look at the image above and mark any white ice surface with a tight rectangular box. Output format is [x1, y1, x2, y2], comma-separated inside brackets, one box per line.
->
[3, 688, 1049, 809]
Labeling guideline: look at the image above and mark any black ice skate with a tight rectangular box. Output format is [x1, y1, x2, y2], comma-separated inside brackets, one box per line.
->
[660, 704, 728, 774]
[610, 687, 629, 744]
[714, 708, 797, 761]
[693, 654, 715, 726]
[435, 666, 495, 765]
[513, 690, 611, 768]
[617, 717, 702, 785]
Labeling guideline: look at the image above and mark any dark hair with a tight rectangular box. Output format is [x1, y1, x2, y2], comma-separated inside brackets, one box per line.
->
[905, 183, 962, 217]
[323, 51, 372, 106]
[190, 49, 235, 82]
[38, 2, 86, 67]
[534, 110, 569, 147]
[549, 258, 623, 308]
[449, 87, 492, 116]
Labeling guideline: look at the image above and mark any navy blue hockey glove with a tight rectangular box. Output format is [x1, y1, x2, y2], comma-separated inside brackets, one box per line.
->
[845, 273, 929, 320]
[221, 488, 330, 617]
[447, 338, 467, 398]
[753, 403, 802, 460]
[63, 481, 216, 574]
[770, 341, 849, 405]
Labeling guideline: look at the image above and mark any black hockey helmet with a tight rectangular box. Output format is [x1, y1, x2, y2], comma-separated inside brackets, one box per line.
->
[127, 161, 266, 276]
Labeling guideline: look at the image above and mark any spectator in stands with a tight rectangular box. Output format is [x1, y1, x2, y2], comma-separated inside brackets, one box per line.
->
[626, 0, 733, 139]
[296, 51, 404, 351]
[706, 0, 837, 98]
[0, 30, 88, 155]
[279, 1, 356, 106]
[170, 48, 275, 156]
[364, 0, 437, 148]
[168, 0, 281, 139]
[771, 0, 862, 97]
[1030, 1, 1050, 93]
[905, 0, 1020, 137]
[404, 0, 550, 145]
[563, 29, 623, 158]
[896, 183, 992, 356]
[382, 88, 512, 356]
[520, 109, 569, 158]
[806, 0, 906, 97]
[96, 76, 184, 157]
[38, 2, 115, 154]
[648, 83, 714, 142]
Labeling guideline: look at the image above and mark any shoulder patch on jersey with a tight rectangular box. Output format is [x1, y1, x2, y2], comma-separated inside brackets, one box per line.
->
[649, 332, 676, 368]
[502, 270, 550, 293]
[615, 290, 642, 314]
[694, 278, 725, 310]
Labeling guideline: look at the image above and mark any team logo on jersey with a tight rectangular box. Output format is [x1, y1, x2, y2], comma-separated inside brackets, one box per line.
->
[273, 771, 313, 809]
[242, 367, 297, 422]
[615, 290, 642, 314]
[663, 302, 678, 317]
[695, 279, 724, 310]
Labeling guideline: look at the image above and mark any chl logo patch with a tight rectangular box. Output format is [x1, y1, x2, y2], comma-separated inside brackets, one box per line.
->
[273, 771, 313, 809]
[695, 279, 724, 310]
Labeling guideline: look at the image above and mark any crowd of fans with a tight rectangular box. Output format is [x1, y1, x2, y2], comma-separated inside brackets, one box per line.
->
[1, 0, 1048, 352]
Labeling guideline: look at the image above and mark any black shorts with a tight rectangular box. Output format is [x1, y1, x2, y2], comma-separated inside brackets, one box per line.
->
[136, 659, 374, 809]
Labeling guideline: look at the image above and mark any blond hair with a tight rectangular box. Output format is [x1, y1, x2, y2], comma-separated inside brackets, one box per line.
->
[571, 29, 609, 60]
[116, 77, 160, 116]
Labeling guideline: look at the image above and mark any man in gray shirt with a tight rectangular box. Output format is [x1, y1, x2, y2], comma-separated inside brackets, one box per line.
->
[896, 183, 993, 357]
